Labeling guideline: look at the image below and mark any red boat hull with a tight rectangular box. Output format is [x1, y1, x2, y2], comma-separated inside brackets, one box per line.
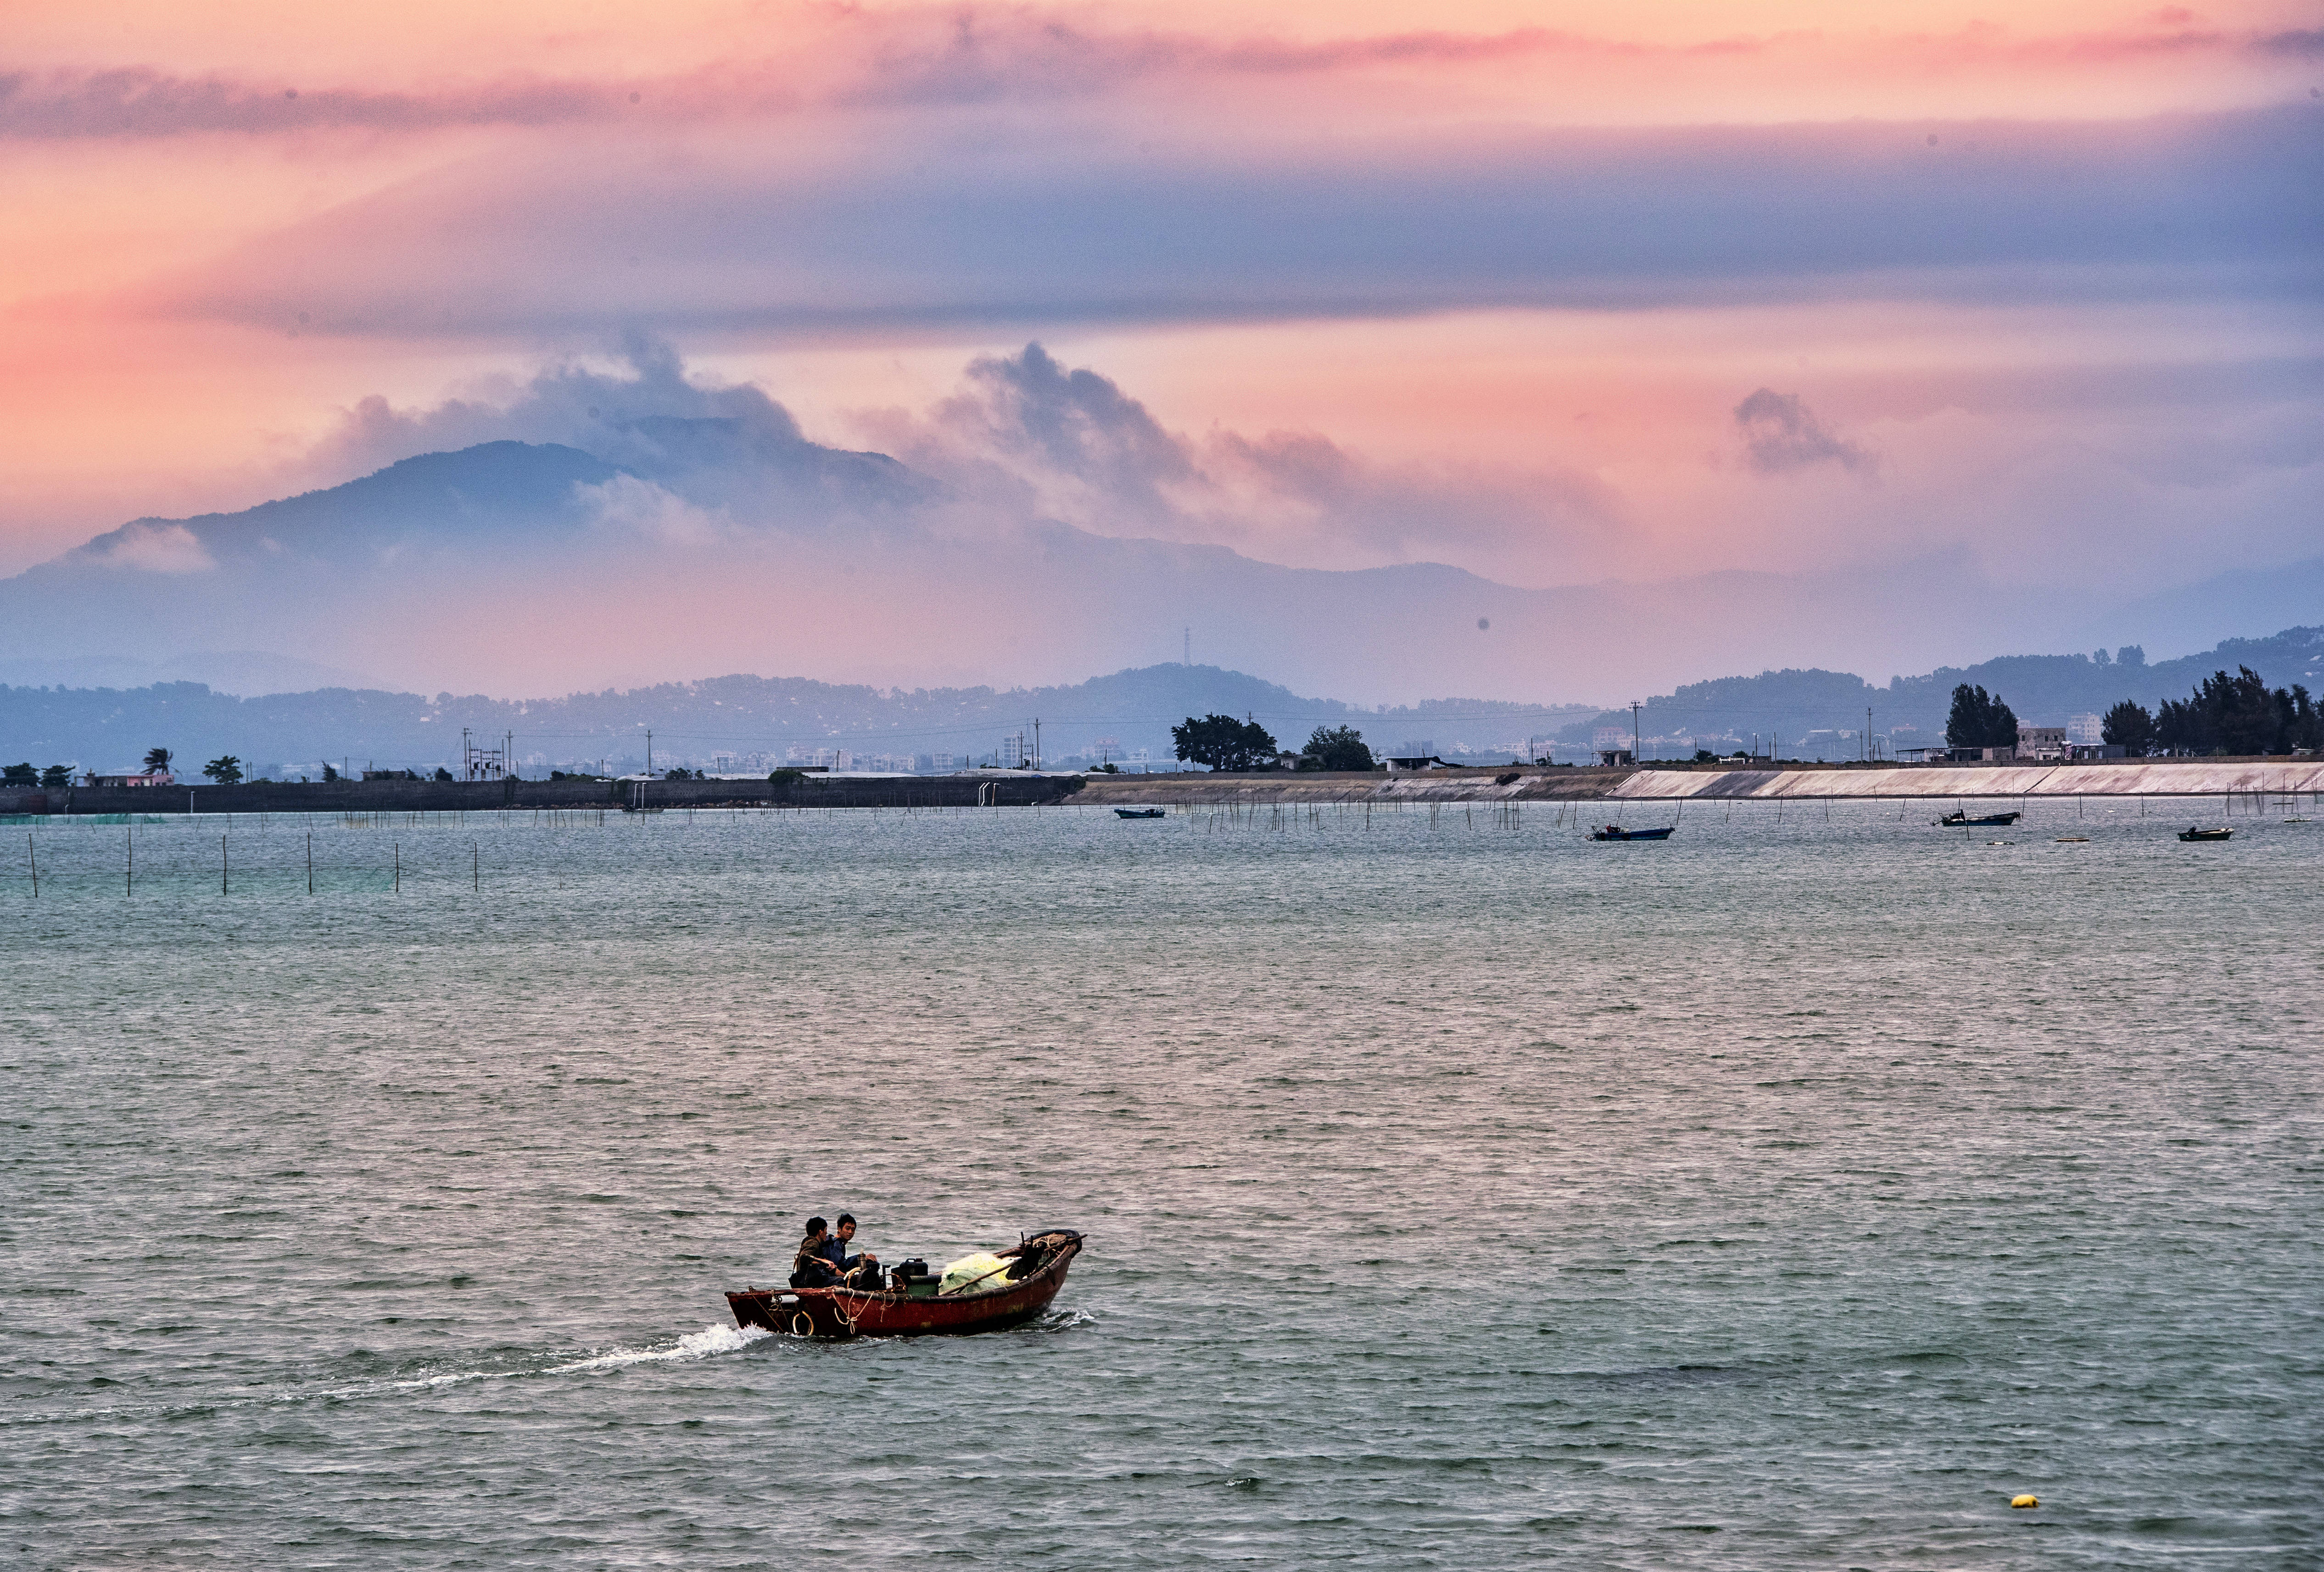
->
[726, 1234, 1082, 1339]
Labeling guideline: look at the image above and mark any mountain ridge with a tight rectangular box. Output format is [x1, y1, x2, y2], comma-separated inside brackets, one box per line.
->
[5, 625, 2319, 776]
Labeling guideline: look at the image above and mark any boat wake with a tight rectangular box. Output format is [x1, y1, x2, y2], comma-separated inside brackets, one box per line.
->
[547, 1322, 772, 1374]
[1, 1323, 779, 1433]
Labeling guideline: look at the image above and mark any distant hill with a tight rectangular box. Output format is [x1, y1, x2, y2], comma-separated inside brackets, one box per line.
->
[1563, 625, 2324, 758]
[0, 664, 1596, 777]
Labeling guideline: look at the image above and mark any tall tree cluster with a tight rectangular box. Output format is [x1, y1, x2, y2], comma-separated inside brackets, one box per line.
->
[1172, 714, 1281, 771]
[1944, 684, 2020, 749]
[2100, 700, 2155, 754]
[2102, 667, 2321, 756]
[1295, 725, 1374, 771]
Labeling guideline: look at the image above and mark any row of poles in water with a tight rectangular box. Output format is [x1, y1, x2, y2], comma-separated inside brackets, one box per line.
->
[18, 828, 481, 897]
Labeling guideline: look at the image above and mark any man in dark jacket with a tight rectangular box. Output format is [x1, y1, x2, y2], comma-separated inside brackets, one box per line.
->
[791, 1217, 840, 1288]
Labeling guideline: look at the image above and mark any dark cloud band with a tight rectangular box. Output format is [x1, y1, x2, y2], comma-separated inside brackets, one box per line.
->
[148, 106, 2323, 338]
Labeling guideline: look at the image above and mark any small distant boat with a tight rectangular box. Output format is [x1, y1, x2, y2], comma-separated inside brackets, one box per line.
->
[2178, 826, 2232, 842]
[726, 1230, 1083, 1340]
[2055, 836, 2089, 843]
[1938, 809, 2020, 827]
[1591, 825, 1675, 841]
[1113, 807, 1166, 819]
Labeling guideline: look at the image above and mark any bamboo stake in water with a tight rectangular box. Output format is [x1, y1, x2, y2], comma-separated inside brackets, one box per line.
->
[27, 832, 36, 897]
[394, 842, 400, 894]
[221, 833, 229, 895]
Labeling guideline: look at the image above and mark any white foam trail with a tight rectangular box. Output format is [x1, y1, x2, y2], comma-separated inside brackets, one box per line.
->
[547, 1321, 771, 1374]
[13, 1323, 780, 1428]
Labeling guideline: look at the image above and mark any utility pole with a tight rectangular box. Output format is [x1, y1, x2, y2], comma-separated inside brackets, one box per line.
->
[1631, 702, 1642, 762]
[646, 729, 653, 777]
[1865, 706, 1872, 764]
[1184, 626, 1190, 667]
[1033, 718, 1042, 771]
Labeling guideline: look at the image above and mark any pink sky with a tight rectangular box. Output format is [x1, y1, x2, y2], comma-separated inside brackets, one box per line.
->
[0, 2, 2317, 696]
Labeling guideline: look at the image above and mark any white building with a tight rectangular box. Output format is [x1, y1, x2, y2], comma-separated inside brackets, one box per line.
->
[2067, 713, 2103, 744]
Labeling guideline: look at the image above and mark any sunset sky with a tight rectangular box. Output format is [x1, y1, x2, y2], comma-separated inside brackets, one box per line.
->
[1, 1, 2318, 696]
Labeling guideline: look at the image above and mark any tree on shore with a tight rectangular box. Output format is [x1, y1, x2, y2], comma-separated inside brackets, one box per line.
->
[1172, 714, 1280, 772]
[1944, 684, 2019, 749]
[1296, 725, 1374, 772]
[203, 756, 244, 785]
[39, 764, 73, 788]
[2153, 666, 2321, 756]
[2, 762, 34, 786]
[2101, 700, 2155, 755]
[143, 746, 172, 775]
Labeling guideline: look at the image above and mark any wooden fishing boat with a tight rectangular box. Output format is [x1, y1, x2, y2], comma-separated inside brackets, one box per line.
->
[1590, 824, 1674, 841]
[1937, 809, 2021, 827]
[726, 1229, 1084, 1340]
[1113, 807, 1166, 819]
[2177, 826, 2232, 842]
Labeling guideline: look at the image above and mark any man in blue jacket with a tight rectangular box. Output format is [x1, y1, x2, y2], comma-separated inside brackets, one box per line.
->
[828, 1213, 880, 1286]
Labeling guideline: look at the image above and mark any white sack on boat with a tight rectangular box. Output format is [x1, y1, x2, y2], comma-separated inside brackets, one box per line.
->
[939, 1251, 1011, 1294]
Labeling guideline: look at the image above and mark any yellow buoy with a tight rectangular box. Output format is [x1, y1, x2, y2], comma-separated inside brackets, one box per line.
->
[2011, 1495, 2039, 1510]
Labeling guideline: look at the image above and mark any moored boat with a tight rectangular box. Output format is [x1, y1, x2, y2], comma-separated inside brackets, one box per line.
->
[1938, 809, 2021, 827]
[1113, 807, 1166, 819]
[2177, 826, 2232, 842]
[726, 1229, 1084, 1339]
[1590, 825, 1675, 841]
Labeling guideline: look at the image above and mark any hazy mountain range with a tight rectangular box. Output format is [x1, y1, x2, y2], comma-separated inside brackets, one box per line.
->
[4, 627, 2317, 778]
[0, 663, 1594, 777]
[3, 355, 2318, 708]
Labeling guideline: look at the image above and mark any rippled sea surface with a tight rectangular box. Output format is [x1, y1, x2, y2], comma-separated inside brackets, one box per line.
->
[5, 798, 2319, 1567]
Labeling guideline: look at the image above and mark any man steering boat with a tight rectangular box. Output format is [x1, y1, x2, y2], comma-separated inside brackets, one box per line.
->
[790, 1212, 881, 1289]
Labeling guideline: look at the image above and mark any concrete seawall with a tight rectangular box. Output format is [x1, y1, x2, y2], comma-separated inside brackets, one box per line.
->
[1606, 759, 2324, 801]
